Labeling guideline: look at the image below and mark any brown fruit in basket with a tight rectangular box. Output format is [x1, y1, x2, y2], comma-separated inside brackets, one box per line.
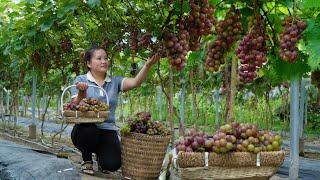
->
[219, 138, 227, 147]
[91, 98, 100, 105]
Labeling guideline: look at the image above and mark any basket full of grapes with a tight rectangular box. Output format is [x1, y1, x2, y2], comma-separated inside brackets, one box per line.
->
[172, 123, 285, 180]
[120, 112, 170, 180]
[61, 85, 109, 124]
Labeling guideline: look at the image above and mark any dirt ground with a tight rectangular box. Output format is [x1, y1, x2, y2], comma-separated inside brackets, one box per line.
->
[0, 131, 122, 179]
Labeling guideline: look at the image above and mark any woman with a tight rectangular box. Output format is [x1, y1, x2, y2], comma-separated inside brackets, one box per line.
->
[70, 46, 159, 175]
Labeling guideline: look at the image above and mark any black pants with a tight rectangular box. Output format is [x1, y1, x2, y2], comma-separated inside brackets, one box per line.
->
[71, 123, 121, 172]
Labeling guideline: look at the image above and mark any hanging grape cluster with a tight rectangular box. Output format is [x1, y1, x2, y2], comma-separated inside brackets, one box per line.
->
[164, 28, 190, 70]
[130, 62, 137, 75]
[163, 0, 215, 70]
[236, 15, 267, 83]
[30, 51, 41, 67]
[311, 71, 320, 89]
[72, 58, 81, 75]
[60, 37, 73, 53]
[186, 0, 216, 51]
[205, 6, 242, 72]
[279, 16, 307, 63]
[101, 37, 112, 50]
[128, 26, 153, 54]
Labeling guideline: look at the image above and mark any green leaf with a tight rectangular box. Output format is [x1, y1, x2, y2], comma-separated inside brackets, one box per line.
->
[302, 0, 320, 9]
[57, 2, 77, 18]
[87, 0, 101, 8]
[3, 46, 10, 55]
[304, 17, 320, 70]
[173, 1, 190, 16]
[269, 54, 310, 81]
[26, 27, 36, 37]
[209, 0, 220, 5]
[25, 0, 35, 4]
[40, 20, 54, 32]
[188, 50, 205, 66]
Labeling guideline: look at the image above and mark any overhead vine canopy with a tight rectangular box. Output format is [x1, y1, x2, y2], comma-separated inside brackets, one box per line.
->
[0, 0, 320, 93]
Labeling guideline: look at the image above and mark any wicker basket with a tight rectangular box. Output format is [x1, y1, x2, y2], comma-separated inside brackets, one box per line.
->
[172, 151, 285, 180]
[121, 132, 171, 180]
[63, 110, 109, 124]
[60, 85, 110, 124]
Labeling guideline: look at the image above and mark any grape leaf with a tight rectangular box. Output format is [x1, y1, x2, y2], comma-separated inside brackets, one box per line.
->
[302, 0, 320, 9]
[87, 0, 100, 8]
[268, 54, 310, 81]
[304, 16, 320, 70]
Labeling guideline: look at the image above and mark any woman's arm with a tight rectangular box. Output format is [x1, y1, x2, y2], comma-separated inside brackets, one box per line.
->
[122, 54, 160, 91]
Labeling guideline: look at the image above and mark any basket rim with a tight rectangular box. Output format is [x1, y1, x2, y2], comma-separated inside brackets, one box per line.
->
[176, 150, 286, 168]
[121, 132, 171, 138]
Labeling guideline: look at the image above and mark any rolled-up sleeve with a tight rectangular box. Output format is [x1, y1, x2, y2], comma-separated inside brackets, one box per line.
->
[115, 76, 125, 92]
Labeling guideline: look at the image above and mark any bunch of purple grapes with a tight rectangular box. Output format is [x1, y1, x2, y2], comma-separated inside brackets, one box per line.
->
[127, 112, 169, 136]
[164, 28, 189, 70]
[279, 16, 307, 63]
[236, 15, 267, 83]
[186, 0, 215, 51]
[60, 37, 73, 53]
[205, 6, 242, 72]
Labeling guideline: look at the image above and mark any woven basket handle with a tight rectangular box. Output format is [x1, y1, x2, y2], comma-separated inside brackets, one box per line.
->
[60, 84, 109, 114]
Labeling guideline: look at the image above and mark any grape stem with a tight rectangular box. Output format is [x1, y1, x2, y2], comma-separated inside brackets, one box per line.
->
[216, 0, 226, 7]
[156, 61, 181, 121]
[260, 7, 276, 48]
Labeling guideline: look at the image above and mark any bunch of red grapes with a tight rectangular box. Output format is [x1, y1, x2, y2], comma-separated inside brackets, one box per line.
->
[72, 59, 81, 75]
[128, 26, 153, 54]
[236, 15, 267, 83]
[186, 0, 216, 51]
[175, 122, 283, 154]
[311, 71, 320, 89]
[164, 27, 190, 70]
[279, 16, 307, 63]
[205, 6, 242, 72]
[60, 37, 73, 53]
[163, 0, 215, 70]
[30, 52, 41, 67]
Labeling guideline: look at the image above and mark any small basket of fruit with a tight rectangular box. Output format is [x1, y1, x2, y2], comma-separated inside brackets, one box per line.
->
[120, 112, 171, 180]
[172, 122, 285, 180]
[61, 85, 109, 124]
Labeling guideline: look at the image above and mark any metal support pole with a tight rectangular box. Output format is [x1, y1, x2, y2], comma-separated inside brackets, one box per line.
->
[289, 76, 300, 180]
[0, 90, 4, 121]
[157, 85, 163, 121]
[213, 90, 220, 130]
[299, 79, 306, 138]
[179, 82, 185, 136]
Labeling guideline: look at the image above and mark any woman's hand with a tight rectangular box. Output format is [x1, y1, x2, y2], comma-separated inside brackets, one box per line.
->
[145, 53, 160, 68]
[76, 82, 88, 92]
